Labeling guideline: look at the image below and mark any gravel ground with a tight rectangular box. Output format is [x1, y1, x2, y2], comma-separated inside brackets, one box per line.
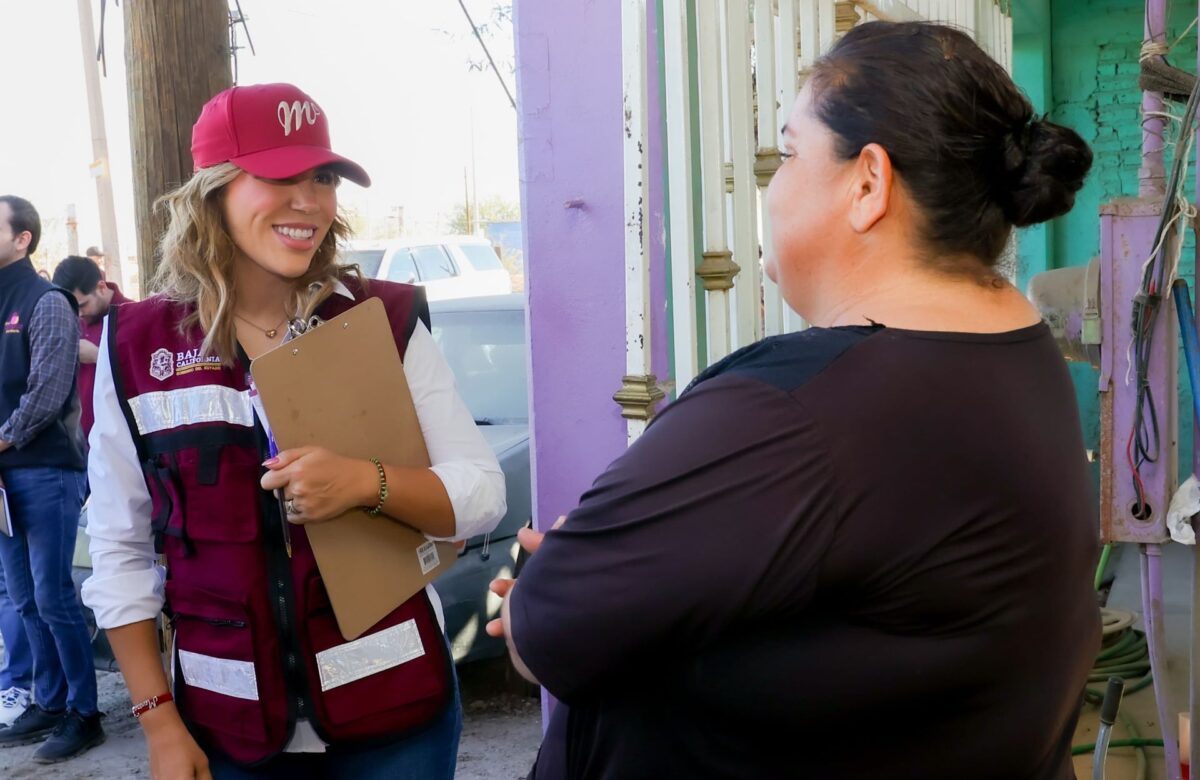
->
[0, 664, 542, 779]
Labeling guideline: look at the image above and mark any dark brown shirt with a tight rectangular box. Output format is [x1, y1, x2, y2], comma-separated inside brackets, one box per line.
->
[512, 323, 1099, 780]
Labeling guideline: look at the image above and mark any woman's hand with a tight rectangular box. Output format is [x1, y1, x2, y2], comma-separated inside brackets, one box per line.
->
[485, 515, 566, 639]
[142, 705, 211, 779]
[260, 446, 376, 524]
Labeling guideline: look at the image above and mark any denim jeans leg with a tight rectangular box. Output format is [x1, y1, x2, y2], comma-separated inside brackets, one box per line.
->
[0, 467, 95, 714]
[0, 497, 66, 709]
[328, 662, 463, 780]
[208, 752, 328, 780]
[0, 561, 33, 691]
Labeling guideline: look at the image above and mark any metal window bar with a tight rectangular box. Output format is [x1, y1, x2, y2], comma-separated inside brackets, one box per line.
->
[756, 0, 785, 339]
[697, 0, 737, 363]
[727, 0, 762, 348]
[663, 0, 701, 392]
[620, 0, 655, 441]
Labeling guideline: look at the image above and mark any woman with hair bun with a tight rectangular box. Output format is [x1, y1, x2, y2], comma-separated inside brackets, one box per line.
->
[492, 21, 1099, 780]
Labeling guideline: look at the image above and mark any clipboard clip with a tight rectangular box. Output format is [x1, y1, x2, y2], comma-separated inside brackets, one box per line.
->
[286, 315, 326, 340]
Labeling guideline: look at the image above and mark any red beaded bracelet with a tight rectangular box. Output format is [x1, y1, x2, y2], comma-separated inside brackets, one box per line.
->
[132, 691, 173, 719]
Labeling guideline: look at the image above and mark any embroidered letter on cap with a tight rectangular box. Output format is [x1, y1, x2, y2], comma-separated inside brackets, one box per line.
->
[277, 100, 322, 137]
[315, 620, 425, 691]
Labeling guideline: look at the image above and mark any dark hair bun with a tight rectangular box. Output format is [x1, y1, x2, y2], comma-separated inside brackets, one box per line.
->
[1000, 119, 1093, 228]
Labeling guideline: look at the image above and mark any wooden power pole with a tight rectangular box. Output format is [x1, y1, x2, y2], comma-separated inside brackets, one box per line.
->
[76, 0, 123, 285]
[124, 0, 231, 296]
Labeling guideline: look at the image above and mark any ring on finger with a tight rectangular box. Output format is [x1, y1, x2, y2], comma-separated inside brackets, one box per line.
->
[285, 497, 299, 516]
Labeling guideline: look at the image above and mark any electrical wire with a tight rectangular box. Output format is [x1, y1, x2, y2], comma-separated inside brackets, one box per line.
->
[1127, 70, 1200, 511]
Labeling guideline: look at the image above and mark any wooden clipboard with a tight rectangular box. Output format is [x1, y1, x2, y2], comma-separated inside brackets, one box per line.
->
[251, 297, 456, 640]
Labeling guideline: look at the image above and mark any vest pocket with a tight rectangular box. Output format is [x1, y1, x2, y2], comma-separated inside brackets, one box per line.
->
[301, 575, 447, 728]
[166, 580, 269, 741]
[173, 447, 262, 543]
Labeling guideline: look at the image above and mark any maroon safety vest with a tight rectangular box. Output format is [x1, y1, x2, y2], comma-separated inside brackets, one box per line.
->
[107, 279, 452, 765]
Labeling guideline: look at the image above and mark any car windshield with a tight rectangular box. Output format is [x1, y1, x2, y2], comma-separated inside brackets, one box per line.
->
[459, 244, 505, 272]
[342, 249, 385, 277]
[431, 308, 528, 425]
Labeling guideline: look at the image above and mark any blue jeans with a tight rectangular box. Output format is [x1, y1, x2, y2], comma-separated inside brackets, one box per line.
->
[0, 562, 33, 691]
[208, 667, 463, 780]
[0, 467, 96, 714]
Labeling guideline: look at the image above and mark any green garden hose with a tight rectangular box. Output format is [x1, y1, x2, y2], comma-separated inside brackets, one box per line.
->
[1074, 546, 1158, 777]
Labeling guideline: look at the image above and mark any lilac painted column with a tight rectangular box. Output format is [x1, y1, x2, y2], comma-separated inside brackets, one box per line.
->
[515, 0, 670, 527]
[514, 0, 669, 731]
[515, 0, 632, 537]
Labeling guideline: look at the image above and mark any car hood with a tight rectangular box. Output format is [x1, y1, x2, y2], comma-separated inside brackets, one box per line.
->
[478, 424, 529, 456]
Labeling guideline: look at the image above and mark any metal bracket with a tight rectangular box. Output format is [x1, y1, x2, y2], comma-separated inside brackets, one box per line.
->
[697, 250, 740, 292]
[754, 149, 782, 188]
[613, 374, 666, 421]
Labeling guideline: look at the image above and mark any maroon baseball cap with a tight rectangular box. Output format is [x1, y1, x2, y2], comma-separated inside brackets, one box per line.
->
[191, 83, 371, 187]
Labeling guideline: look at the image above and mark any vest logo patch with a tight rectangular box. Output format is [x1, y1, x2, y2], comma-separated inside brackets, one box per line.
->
[3, 313, 19, 334]
[149, 347, 223, 381]
[150, 348, 174, 381]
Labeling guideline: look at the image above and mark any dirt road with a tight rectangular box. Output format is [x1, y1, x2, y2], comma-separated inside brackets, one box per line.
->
[0, 666, 541, 779]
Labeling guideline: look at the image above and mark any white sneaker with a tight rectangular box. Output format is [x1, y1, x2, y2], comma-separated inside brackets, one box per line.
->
[0, 687, 31, 727]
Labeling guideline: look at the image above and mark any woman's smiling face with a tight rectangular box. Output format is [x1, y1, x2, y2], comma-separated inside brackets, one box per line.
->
[222, 166, 341, 279]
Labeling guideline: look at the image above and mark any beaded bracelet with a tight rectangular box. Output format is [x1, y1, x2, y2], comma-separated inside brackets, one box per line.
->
[366, 457, 389, 516]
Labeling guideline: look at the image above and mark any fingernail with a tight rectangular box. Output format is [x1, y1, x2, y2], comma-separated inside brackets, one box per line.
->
[262, 457, 279, 467]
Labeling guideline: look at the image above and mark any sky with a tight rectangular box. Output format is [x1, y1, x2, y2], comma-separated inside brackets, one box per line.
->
[0, 0, 520, 289]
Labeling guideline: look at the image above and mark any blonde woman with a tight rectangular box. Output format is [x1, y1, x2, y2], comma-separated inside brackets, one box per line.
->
[81, 83, 505, 780]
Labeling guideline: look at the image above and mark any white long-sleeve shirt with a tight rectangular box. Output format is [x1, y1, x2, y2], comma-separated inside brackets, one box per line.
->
[82, 290, 506, 752]
[81, 292, 507, 632]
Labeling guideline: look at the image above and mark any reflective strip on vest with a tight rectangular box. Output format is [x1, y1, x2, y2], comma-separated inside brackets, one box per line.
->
[128, 386, 254, 435]
[179, 649, 260, 701]
[315, 620, 426, 691]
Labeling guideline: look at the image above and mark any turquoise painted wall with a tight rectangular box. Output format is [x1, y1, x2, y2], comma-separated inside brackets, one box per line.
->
[1012, 0, 1197, 478]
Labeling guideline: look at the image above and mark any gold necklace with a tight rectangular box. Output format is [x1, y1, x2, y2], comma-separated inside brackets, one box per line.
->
[235, 312, 289, 339]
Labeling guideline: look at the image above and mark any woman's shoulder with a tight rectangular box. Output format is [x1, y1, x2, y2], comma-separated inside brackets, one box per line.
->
[682, 326, 880, 397]
[330, 275, 430, 344]
[339, 274, 423, 305]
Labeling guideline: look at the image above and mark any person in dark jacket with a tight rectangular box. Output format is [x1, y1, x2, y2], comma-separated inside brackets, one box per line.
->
[0, 195, 102, 763]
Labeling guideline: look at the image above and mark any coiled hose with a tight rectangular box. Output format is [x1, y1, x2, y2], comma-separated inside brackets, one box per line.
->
[1074, 545, 1163, 778]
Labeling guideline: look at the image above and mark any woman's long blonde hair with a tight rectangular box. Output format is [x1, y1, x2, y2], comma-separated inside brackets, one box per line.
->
[153, 162, 357, 365]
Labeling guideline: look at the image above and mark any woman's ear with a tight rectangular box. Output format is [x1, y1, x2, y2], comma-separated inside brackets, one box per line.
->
[848, 143, 893, 234]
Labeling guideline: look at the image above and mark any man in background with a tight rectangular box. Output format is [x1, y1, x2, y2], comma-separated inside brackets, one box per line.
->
[52, 256, 130, 443]
[0, 196, 102, 763]
[83, 247, 104, 272]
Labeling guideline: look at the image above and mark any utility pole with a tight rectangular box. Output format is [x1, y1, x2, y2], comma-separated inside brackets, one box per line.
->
[124, 0, 231, 295]
[463, 169, 473, 234]
[469, 99, 478, 235]
[66, 204, 80, 257]
[76, 0, 122, 285]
